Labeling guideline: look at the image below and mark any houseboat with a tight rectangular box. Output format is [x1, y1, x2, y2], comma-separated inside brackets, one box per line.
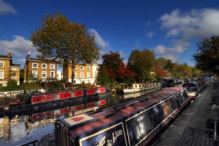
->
[119, 82, 161, 94]
[55, 87, 190, 146]
[183, 80, 205, 99]
[3, 86, 111, 114]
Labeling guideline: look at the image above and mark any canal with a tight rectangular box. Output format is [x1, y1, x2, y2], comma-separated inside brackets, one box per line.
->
[0, 91, 148, 146]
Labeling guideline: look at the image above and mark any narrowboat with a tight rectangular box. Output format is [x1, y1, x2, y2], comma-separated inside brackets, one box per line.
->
[183, 80, 205, 99]
[4, 86, 111, 113]
[119, 82, 161, 94]
[55, 87, 191, 146]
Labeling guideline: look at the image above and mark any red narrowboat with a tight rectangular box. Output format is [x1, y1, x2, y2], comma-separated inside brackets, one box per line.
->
[55, 87, 191, 146]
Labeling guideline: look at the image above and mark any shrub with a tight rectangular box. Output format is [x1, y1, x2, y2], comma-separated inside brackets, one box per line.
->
[7, 80, 17, 87]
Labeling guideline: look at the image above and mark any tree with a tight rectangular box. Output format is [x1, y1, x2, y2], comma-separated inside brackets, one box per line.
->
[117, 62, 137, 83]
[193, 36, 219, 74]
[20, 69, 24, 83]
[127, 49, 155, 82]
[164, 60, 174, 75]
[97, 51, 136, 85]
[102, 51, 122, 80]
[30, 12, 101, 83]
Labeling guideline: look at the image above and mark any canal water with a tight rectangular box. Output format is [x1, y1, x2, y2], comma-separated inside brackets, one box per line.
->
[0, 91, 148, 146]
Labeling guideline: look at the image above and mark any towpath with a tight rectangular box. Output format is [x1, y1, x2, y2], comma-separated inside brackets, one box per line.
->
[153, 84, 212, 146]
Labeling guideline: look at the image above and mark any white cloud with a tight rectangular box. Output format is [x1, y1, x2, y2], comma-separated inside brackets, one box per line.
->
[162, 54, 178, 62]
[0, 1, 17, 15]
[88, 29, 110, 49]
[147, 32, 154, 38]
[16, 59, 25, 64]
[154, 40, 189, 55]
[0, 35, 37, 57]
[160, 8, 219, 39]
[153, 39, 189, 63]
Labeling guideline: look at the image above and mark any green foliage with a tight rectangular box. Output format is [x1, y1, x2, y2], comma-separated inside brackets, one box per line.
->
[7, 80, 17, 87]
[20, 69, 24, 84]
[97, 68, 114, 88]
[97, 51, 136, 85]
[127, 49, 155, 82]
[30, 12, 101, 83]
[27, 73, 39, 83]
[75, 83, 94, 89]
[0, 97, 10, 105]
[20, 83, 41, 91]
[0, 85, 20, 92]
[193, 36, 219, 74]
[16, 93, 29, 103]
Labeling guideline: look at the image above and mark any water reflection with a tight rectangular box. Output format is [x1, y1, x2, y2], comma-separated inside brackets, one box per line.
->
[0, 92, 147, 146]
[0, 98, 108, 145]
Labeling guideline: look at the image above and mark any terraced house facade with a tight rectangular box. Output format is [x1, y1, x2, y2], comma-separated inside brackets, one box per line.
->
[24, 52, 57, 82]
[63, 63, 99, 85]
[0, 51, 20, 87]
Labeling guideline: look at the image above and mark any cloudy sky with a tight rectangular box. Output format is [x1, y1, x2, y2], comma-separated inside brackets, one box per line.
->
[1, 0, 219, 69]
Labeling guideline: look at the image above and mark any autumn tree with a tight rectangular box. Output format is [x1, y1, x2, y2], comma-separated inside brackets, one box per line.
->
[117, 62, 137, 83]
[30, 12, 100, 83]
[193, 36, 219, 74]
[97, 51, 136, 86]
[102, 51, 122, 80]
[127, 49, 155, 81]
[154, 57, 169, 80]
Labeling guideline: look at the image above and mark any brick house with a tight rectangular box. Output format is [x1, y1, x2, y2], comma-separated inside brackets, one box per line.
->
[63, 63, 99, 85]
[24, 52, 57, 82]
[0, 51, 20, 87]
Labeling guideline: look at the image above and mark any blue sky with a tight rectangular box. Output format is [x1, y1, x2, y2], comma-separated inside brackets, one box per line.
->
[1, 0, 219, 69]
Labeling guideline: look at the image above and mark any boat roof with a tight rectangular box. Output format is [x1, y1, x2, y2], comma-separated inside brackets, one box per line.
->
[68, 87, 183, 138]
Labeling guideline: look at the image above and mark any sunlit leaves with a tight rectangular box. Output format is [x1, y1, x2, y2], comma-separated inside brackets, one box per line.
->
[127, 49, 155, 81]
[30, 12, 101, 83]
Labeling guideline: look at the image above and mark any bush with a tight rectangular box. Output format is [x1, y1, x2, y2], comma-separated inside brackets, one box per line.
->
[7, 80, 17, 87]
[16, 93, 29, 103]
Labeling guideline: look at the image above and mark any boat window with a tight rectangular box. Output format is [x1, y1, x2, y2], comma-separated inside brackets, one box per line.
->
[161, 99, 174, 118]
[139, 85, 141, 87]
[144, 112, 154, 133]
[133, 115, 146, 140]
[135, 85, 137, 88]
[133, 111, 153, 140]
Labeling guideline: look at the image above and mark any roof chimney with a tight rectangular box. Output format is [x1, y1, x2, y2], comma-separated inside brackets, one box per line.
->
[7, 50, 11, 58]
[27, 51, 31, 60]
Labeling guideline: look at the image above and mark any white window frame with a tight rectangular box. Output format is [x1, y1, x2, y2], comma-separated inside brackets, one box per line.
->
[32, 63, 38, 69]
[50, 64, 55, 69]
[0, 61, 4, 67]
[87, 72, 90, 78]
[80, 66, 84, 70]
[80, 72, 84, 78]
[74, 71, 77, 78]
[0, 71, 4, 79]
[87, 66, 90, 71]
[42, 63, 47, 69]
[11, 72, 16, 78]
[50, 71, 55, 78]
[12, 68, 17, 71]
[41, 71, 47, 79]
[32, 71, 38, 78]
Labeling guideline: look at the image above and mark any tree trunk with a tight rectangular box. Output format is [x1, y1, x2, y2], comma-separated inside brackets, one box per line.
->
[71, 63, 75, 85]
